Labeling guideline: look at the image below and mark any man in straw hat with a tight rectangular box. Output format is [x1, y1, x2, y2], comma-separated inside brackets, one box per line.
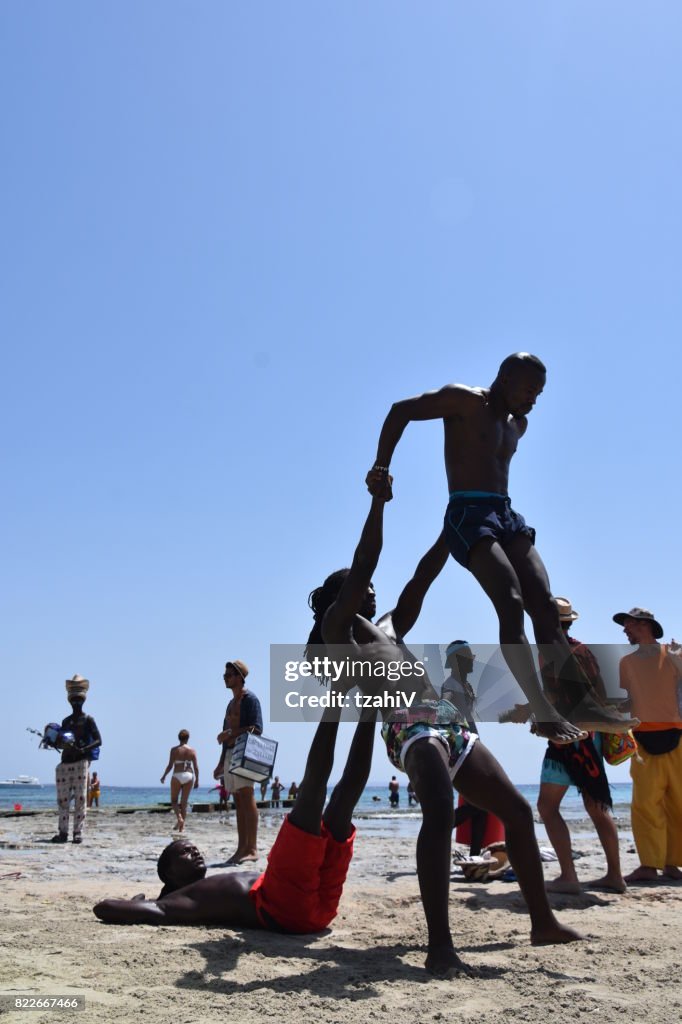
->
[366, 353, 638, 742]
[536, 598, 626, 894]
[52, 674, 102, 844]
[214, 660, 263, 864]
[613, 607, 682, 883]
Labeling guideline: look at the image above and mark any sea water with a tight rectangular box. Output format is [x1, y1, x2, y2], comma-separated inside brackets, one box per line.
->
[1, 781, 633, 826]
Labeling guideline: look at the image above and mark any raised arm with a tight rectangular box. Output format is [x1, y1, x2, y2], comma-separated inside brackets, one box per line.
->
[370, 385, 468, 479]
[322, 473, 392, 641]
[382, 531, 449, 639]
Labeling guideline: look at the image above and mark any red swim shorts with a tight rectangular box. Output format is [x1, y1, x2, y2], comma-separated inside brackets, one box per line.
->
[249, 815, 355, 933]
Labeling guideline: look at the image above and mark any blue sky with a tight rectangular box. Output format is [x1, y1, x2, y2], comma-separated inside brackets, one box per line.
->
[2, 4, 680, 790]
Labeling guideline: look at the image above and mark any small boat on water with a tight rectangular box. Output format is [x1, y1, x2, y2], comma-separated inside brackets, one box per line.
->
[0, 775, 42, 787]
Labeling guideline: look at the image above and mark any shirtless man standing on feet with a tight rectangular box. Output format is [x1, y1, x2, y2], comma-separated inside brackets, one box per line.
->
[310, 473, 582, 977]
[367, 353, 638, 741]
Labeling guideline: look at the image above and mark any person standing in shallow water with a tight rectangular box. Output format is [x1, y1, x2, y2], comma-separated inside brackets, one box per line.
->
[388, 777, 400, 807]
[87, 771, 101, 808]
[367, 352, 638, 742]
[214, 660, 263, 865]
[270, 777, 283, 808]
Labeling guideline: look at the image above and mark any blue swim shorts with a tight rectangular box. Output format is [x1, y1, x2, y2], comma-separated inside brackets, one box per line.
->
[540, 732, 604, 787]
[444, 491, 536, 568]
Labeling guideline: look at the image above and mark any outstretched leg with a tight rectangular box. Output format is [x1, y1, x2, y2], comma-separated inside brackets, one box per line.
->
[323, 709, 378, 841]
[506, 536, 637, 733]
[179, 780, 193, 833]
[467, 538, 585, 743]
[169, 777, 184, 831]
[455, 742, 582, 945]
[405, 738, 468, 977]
[288, 706, 344, 836]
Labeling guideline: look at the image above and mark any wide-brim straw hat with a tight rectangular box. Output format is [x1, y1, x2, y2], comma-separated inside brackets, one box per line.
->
[555, 597, 579, 622]
[65, 673, 90, 697]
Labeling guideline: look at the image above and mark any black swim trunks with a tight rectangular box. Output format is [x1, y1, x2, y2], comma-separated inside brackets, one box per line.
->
[444, 491, 536, 568]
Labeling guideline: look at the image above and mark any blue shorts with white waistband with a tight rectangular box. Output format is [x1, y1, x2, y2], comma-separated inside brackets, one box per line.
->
[444, 491, 536, 568]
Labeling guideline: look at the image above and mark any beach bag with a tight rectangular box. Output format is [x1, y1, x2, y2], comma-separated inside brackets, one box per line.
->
[229, 732, 278, 782]
[602, 730, 637, 766]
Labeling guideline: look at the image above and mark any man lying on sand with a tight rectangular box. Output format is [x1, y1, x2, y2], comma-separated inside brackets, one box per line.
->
[93, 704, 375, 930]
[307, 470, 582, 977]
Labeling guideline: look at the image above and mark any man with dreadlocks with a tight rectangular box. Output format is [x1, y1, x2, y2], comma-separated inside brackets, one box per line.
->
[366, 353, 637, 742]
[310, 469, 582, 978]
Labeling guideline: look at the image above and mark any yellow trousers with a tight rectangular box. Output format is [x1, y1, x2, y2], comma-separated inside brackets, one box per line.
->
[630, 740, 682, 869]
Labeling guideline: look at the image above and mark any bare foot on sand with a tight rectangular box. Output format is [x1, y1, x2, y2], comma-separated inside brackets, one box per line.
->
[425, 945, 471, 978]
[584, 875, 627, 893]
[662, 865, 682, 881]
[531, 923, 584, 946]
[545, 877, 582, 894]
[230, 852, 259, 865]
[624, 866, 660, 884]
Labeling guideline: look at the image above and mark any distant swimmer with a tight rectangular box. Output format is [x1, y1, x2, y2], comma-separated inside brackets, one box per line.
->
[367, 353, 638, 742]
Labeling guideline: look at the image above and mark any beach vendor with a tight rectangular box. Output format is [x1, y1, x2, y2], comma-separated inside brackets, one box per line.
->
[367, 353, 637, 740]
[52, 674, 102, 845]
[307, 473, 581, 977]
[94, 704, 376, 930]
[214, 660, 263, 865]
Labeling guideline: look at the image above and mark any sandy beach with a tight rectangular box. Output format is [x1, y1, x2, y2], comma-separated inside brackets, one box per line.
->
[1, 806, 681, 1024]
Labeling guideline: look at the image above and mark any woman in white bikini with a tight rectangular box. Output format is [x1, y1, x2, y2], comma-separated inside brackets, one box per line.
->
[161, 730, 199, 833]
